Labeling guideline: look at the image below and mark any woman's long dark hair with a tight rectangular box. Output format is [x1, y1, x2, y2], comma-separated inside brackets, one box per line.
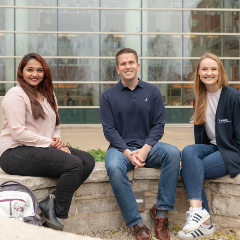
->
[17, 53, 60, 126]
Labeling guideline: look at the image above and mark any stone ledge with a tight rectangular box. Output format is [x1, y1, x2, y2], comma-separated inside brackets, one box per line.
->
[0, 162, 235, 189]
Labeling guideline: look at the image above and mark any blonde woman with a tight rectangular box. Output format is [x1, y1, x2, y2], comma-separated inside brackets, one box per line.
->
[178, 53, 240, 239]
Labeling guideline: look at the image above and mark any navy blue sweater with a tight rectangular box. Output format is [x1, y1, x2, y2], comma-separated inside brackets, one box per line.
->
[194, 86, 240, 178]
[100, 79, 166, 152]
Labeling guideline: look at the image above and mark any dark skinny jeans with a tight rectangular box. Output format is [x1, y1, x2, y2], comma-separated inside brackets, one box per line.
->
[0, 146, 95, 219]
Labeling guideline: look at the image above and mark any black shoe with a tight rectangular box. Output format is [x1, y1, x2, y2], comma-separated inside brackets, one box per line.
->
[39, 194, 63, 231]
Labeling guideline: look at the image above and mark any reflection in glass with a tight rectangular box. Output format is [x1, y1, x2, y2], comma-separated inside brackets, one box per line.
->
[223, 60, 240, 82]
[101, 10, 141, 32]
[154, 84, 194, 106]
[145, 59, 181, 82]
[224, 36, 239, 57]
[16, 8, 57, 31]
[166, 108, 194, 124]
[15, 0, 57, 6]
[58, 34, 99, 57]
[0, 33, 14, 55]
[0, 8, 14, 31]
[101, 60, 119, 82]
[143, 11, 181, 33]
[55, 84, 95, 107]
[184, 35, 222, 57]
[101, 34, 141, 56]
[101, 0, 140, 7]
[143, 35, 181, 57]
[15, 33, 57, 56]
[58, 10, 99, 32]
[183, 0, 223, 8]
[0, 0, 14, 5]
[0, 59, 15, 95]
[224, 12, 240, 33]
[142, 0, 181, 8]
[183, 59, 198, 81]
[58, 0, 99, 7]
[184, 11, 221, 33]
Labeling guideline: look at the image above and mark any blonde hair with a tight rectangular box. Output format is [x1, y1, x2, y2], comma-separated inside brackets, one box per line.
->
[191, 53, 228, 125]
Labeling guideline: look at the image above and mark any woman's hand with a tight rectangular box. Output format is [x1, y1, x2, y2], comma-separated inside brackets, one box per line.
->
[59, 146, 71, 154]
[50, 137, 66, 149]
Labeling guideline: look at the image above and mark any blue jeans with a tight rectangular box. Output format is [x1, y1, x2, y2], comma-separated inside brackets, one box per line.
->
[105, 142, 180, 227]
[181, 144, 229, 212]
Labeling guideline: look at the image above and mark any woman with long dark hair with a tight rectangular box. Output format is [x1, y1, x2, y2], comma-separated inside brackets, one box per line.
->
[178, 52, 240, 239]
[0, 53, 95, 231]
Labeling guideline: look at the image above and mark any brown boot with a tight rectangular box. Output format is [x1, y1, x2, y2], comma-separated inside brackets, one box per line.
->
[134, 225, 153, 240]
[149, 204, 170, 240]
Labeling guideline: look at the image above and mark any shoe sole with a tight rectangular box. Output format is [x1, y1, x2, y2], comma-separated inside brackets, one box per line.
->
[183, 213, 210, 234]
[178, 231, 214, 239]
[40, 209, 63, 231]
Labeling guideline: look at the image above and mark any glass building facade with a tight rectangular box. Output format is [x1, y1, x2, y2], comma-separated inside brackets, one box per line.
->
[0, 0, 240, 124]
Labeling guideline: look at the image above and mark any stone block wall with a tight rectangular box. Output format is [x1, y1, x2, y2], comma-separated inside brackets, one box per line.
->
[0, 162, 240, 236]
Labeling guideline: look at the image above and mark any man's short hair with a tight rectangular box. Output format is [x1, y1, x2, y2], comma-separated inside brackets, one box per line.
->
[115, 48, 138, 66]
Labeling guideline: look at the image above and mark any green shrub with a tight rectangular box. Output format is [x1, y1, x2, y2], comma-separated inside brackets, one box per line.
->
[66, 142, 106, 162]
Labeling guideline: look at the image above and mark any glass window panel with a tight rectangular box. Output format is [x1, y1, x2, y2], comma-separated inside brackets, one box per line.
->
[0, 33, 14, 55]
[142, 11, 181, 32]
[15, 33, 57, 56]
[58, 10, 99, 32]
[183, 59, 198, 81]
[154, 83, 194, 106]
[142, 59, 182, 81]
[224, 1, 240, 8]
[58, 59, 99, 82]
[58, 34, 99, 57]
[58, 108, 100, 124]
[229, 84, 240, 92]
[0, 58, 14, 82]
[101, 34, 141, 56]
[142, 0, 182, 8]
[15, 8, 57, 31]
[0, 0, 14, 5]
[101, 10, 140, 32]
[223, 60, 240, 82]
[15, 0, 57, 6]
[0, 8, 14, 31]
[224, 36, 239, 57]
[58, 0, 99, 7]
[59, 108, 193, 124]
[183, 0, 223, 8]
[166, 108, 194, 124]
[55, 83, 111, 107]
[101, 0, 140, 7]
[143, 35, 182, 57]
[184, 35, 222, 57]
[224, 12, 240, 33]
[184, 11, 221, 33]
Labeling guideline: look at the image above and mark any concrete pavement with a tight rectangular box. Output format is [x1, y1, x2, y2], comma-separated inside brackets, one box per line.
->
[60, 125, 194, 152]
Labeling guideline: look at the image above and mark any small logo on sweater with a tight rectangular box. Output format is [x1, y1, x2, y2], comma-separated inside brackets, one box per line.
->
[219, 119, 231, 123]
[14, 206, 24, 212]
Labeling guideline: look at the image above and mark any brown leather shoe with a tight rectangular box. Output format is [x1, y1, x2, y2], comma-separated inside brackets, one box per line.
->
[150, 204, 170, 240]
[134, 225, 153, 240]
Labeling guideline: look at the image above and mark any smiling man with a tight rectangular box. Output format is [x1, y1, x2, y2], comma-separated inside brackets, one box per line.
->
[100, 48, 180, 240]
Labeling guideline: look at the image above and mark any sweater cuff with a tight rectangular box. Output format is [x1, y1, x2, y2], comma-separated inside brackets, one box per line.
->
[35, 137, 52, 148]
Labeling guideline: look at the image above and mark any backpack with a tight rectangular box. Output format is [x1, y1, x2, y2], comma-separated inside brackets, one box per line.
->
[0, 180, 41, 226]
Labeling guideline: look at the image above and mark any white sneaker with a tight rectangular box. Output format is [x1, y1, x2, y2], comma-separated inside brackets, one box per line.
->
[178, 225, 215, 239]
[183, 207, 210, 234]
